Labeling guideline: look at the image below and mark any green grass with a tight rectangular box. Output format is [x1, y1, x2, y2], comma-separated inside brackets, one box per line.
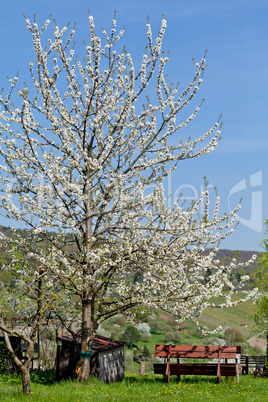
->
[0, 372, 267, 401]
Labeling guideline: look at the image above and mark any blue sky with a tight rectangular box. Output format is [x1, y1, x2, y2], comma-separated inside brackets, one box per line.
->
[0, 0, 267, 251]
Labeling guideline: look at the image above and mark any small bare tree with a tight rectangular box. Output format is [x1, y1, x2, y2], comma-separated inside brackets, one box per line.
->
[0, 233, 75, 393]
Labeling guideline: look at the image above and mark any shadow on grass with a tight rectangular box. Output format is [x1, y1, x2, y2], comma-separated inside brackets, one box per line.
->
[30, 369, 56, 385]
[125, 373, 224, 385]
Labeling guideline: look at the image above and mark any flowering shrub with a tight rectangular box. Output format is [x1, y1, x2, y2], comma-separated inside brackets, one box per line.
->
[137, 323, 151, 336]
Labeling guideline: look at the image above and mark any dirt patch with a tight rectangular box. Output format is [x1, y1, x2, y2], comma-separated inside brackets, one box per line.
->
[158, 313, 172, 322]
[249, 338, 266, 352]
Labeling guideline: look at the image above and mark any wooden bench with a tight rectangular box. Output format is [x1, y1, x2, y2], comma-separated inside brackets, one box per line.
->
[240, 355, 266, 374]
[154, 344, 241, 383]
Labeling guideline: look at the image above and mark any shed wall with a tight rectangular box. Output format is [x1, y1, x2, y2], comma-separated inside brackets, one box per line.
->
[99, 346, 124, 383]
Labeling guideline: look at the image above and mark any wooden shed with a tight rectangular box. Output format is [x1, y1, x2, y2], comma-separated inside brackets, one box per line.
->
[56, 334, 124, 383]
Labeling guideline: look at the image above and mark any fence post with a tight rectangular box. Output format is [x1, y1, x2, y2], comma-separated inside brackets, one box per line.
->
[139, 360, 145, 375]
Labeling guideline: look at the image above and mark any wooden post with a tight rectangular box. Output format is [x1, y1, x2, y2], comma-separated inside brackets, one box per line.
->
[176, 357, 180, 381]
[217, 346, 222, 384]
[165, 344, 171, 383]
[139, 360, 145, 375]
[236, 350, 240, 383]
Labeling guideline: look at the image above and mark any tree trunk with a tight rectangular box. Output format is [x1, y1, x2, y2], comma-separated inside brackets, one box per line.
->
[21, 366, 31, 394]
[76, 165, 94, 382]
[1, 325, 33, 394]
[20, 342, 34, 394]
[266, 329, 268, 372]
[76, 294, 94, 382]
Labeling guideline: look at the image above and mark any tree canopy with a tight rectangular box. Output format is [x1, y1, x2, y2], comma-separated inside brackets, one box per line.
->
[0, 14, 256, 383]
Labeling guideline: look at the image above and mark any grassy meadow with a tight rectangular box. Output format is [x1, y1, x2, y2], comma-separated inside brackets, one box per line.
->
[0, 371, 267, 401]
[1, 287, 266, 400]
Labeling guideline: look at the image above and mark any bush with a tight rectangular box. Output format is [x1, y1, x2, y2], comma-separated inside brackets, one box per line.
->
[164, 330, 181, 344]
[202, 337, 226, 346]
[147, 316, 161, 333]
[110, 314, 126, 327]
[137, 323, 151, 336]
[143, 345, 151, 358]
[0, 271, 11, 287]
[103, 314, 126, 329]
[120, 324, 141, 348]
[97, 325, 111, 338]
[141, 333, 151, 342]
[224, 327, 246, 345]
[133, 306, 150, 322]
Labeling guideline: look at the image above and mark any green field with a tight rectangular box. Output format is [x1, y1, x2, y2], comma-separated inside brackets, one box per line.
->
[199, 294, 256, 336]
[0, 371, 267, 401]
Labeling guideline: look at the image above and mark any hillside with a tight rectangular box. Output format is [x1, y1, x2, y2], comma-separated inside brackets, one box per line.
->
[0, 224, 261, 267]
[0, 224, 261, 289]
[210, 248, 261, 274]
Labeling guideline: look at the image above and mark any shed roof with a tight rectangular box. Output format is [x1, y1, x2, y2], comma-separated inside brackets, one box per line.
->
[57, 334, 124, 352]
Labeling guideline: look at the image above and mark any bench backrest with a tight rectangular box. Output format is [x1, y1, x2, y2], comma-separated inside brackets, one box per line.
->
[154, 345, 241, 359]
[240, 355, 266, 364]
